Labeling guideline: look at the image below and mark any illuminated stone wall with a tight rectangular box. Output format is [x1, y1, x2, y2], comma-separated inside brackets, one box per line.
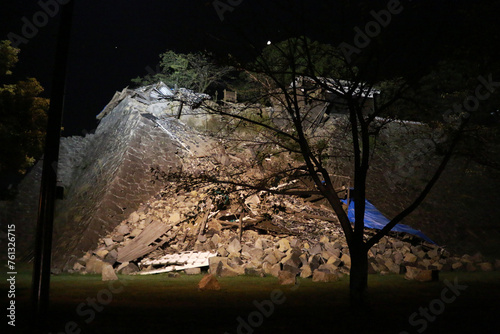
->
[51, 97, 187, 270]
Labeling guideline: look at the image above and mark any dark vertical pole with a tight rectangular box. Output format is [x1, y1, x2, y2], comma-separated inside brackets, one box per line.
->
[176, 101, 184, 119]
[31, 0, 75, 330]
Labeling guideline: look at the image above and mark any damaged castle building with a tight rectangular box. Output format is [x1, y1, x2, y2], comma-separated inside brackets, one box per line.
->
[9, 82, 498, 281]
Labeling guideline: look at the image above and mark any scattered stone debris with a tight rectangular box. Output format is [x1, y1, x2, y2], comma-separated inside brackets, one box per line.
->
[69, 84, 499, 280]
[72, 172, 498, 281]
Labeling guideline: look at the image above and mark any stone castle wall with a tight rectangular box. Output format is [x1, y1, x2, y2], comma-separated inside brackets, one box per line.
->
[51, 97, 194, 270]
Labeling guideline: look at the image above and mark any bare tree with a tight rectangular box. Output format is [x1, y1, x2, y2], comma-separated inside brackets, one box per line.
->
[200, 36, 468, 304]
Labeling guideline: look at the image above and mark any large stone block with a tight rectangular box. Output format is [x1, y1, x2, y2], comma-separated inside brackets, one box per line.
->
[227, 238, 242, 254]
[185, 267, 202, 275]
[415, 270, 438, 282]
[281, 252, 301, 268]
[340, 253, 351, 267]
[404, 253, 418, 263]
[278, 270, 296, 285]
[101, 263, 118, 281]
[255, 238, 273, 250]
[312, 270, 338, 283]
[128, 212, 140, 224]
[466, 262, 477, 272]
[116, 262, 139, 275]
[270, 264, 281, 277]
[451, 261, 464, 271]
[209, 256, 228, 275]
[404, 266, 438, 282]
[478, 262, 493, 272]
[86, 256, 105, 274]
[309, 243, 322, 256]
[277, 238, 291, 252]
[244, 267, 264, 277]
[300, 264, 312, 278]
[198, 274, 221, 291]
[385, 259, 401, 274]
[249, 248, 265, 261]
[309, 254, 321, 272]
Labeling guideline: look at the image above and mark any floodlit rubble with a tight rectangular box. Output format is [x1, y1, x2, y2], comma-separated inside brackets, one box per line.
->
[74, 155, 498, 282]
[32, 80, 497, 279]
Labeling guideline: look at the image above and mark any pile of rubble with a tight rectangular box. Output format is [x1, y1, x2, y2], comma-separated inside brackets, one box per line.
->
[71, 179, 499, 282]
[69, 117, 499, 281]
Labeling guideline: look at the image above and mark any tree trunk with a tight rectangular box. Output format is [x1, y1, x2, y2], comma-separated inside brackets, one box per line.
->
[349, 243, 368, 307]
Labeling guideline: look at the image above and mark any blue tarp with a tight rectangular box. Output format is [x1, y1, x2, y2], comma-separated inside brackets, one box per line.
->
[341, 199, 435, 244]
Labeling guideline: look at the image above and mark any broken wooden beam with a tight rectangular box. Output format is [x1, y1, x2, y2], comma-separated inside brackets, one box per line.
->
[117, 220, 170, 263]
[297, 213, 338, 223]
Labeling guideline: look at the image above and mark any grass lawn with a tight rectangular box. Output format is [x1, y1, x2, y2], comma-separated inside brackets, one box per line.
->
[2, 263, 500, 334]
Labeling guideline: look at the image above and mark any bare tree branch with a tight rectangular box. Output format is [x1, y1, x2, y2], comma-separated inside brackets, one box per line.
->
[366, 117, 469, 249]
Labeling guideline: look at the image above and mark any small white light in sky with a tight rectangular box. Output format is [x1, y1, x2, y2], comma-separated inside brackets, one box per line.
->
[267, 40, 272, 45]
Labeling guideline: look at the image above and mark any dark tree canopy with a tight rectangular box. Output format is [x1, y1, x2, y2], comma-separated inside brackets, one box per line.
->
[0, 40, 49, 197]
[0, 40, 19, 78]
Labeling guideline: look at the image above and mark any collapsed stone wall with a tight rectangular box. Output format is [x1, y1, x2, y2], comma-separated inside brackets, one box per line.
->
[75, 177, 499, 281]
[9, 82, 500, 272]
[51, 96, 212, 270]
[64, 113, 499, 279]
[6, 84, 215, 267]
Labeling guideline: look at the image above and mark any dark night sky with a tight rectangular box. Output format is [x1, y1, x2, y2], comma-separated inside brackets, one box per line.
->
[3, 0, 327, 135]
[1, 0, 498, 135]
